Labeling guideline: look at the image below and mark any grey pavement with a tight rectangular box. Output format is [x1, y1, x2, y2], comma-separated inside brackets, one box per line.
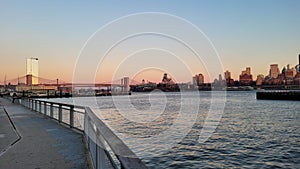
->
[0, 97, 89, 169]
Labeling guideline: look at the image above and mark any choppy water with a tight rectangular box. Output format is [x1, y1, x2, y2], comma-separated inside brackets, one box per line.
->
[46, 91, 300, 168]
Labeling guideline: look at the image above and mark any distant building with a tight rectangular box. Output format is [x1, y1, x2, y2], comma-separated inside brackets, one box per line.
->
[239, 67, 253, 85]
[224, 70, 231, 80]
[16, 84, 57, 92]
[285, 66, 297, 79]
[296, 65, 300, 73]
[26, 57, 39, 85]
[294, 72, 300, 85]
[162, 73, 174, 84]
[269, 64, 280, 79]
[256, 74, 264, 86]
[282, 66, 287, 74]
[283, 65, 296, 85]
[121, 77, 130, 92]
[218, 74, 222, 81]
[192, 73, 204, 86]
[224, 70, 234, 86]
[294, 54, 300, 85]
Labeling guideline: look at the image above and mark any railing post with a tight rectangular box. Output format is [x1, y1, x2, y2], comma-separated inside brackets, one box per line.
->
[58, 104, 62, 123]
[31, 100, 34, 110]
[50, 103, 53, 118]
[96, 131, 98, 169]
[35, 100, 37, 111]
[44, 102, 47, 114]
[70, 105, 74, 128]
[39, 101, 42, 113]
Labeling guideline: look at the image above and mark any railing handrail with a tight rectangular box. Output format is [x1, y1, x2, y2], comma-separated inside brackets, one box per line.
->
[20, 98, 148, 169]
[31, 98, 86, 109]
[85, 107, 148, 169]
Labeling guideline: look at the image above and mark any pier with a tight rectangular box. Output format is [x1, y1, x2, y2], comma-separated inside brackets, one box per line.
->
[256, 91, 300, 101]
[0, 97, 147, 169]
[0, 97, 88, 169]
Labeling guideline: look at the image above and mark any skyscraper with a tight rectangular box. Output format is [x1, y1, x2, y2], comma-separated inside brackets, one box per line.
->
[224, 70, 234, 86]
[269, 64, 280, 79]
[26, 57, 39, 85]
[239, 67, 253, 85]
[192, 74, 204, 86]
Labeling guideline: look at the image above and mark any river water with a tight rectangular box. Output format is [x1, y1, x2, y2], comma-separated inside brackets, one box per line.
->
[46, 91, 299, 168]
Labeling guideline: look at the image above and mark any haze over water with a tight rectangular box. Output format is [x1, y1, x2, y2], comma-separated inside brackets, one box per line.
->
[47, 91, 300, 168]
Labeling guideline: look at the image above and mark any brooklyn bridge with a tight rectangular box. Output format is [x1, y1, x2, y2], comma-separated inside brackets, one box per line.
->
[1, 75, 141, 97]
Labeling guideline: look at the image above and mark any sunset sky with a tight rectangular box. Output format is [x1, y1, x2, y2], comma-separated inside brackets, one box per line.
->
[1, 0, 299, 84]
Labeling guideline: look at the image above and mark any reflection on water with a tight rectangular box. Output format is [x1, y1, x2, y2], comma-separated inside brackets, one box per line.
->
[47, 91, 300, 168]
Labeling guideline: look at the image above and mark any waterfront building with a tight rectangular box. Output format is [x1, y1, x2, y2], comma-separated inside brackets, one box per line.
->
[218, 74, 223, 81]
[296, 65, 300, 73]
[285, 66, 297, 79]
[299, 54, 300, 66]
[157, 73, 179, 91]
[224, 70, 234, 86]
[16, 84, 57, 92]
[294, 72, 300, 85]
[256, 74, 264, 86]
[269, 64, 280, 79]
[162, 73, 172, 84]
[285, 68, 296, 85]
[26, 57, 39, 85]
[224, 70, 231, 80]
[282, 66, 286, 74]
[239, 67, 253, 85]
[192, 73, 204, 86]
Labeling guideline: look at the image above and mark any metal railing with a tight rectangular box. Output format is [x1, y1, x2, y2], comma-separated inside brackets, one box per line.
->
[19, 98, 147, 169]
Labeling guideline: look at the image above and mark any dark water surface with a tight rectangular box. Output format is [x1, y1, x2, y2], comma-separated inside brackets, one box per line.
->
[47, 91, 300, 168]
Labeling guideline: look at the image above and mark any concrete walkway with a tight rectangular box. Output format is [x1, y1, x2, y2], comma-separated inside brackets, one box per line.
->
[0, 97, 89, 169]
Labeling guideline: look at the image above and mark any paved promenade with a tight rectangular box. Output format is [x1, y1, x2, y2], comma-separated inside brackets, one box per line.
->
[0, 97, 89, 169]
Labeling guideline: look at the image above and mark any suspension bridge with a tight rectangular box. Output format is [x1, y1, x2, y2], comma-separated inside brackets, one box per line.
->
[2, 75, 141, 87]
[1, 75, 143, 96]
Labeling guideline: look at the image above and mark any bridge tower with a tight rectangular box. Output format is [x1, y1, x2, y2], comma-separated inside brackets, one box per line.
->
[121, 77, 130, 92]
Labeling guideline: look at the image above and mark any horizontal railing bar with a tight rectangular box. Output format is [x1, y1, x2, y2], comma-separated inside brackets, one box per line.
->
[30, 99, 86, 110]
[20, 98, 147, 169]
[85, 107, 147, 169]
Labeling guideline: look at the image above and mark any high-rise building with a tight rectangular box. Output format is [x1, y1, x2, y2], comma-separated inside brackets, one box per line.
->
[239, 67, 253, 85]
[192, 74, 204, 86]
[26, 57, 39, 85]
[218, 74, 222, 81]
[122, 77, 130, 92]
[224, 70, 234, 86]
[269, 64, 280, 79]
[224, 70, 231, 80]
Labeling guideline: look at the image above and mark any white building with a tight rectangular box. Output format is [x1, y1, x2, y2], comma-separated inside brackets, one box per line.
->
[26, 57, 39, 85]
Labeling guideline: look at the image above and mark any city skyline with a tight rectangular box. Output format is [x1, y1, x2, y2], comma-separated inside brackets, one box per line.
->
[1, 0, 300, 83]
[1, 55, 299, 85]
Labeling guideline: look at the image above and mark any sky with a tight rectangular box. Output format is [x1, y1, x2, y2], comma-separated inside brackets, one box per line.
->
[1, 0, 300, 84]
